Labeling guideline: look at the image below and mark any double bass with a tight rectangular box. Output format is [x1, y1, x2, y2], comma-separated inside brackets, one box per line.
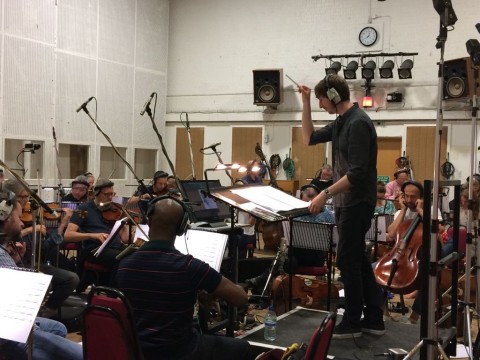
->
[374, 215, 423, 294]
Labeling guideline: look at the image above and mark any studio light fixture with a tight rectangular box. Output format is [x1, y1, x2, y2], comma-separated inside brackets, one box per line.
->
[361, 60, 376, 80]
[362, 80, 374, 108]
[398, 59, 414, 79]
[343, 61, 359, 80]
[379, 60, 395, 79]
[325, 61, 342, 76]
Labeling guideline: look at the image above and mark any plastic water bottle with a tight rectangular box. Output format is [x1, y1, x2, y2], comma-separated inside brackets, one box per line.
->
[264, 304, 277, 341]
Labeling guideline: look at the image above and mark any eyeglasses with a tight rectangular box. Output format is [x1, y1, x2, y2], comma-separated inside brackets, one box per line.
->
[101, 192, 115, 197]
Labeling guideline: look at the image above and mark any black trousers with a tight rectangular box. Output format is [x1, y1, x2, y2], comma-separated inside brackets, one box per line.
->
[335, 202, 384, 327]
[40, 264, 79, 309]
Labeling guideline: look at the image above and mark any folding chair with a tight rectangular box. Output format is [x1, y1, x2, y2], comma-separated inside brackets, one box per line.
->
[303, 311, 337, 360]
[83, 286, 144, 360]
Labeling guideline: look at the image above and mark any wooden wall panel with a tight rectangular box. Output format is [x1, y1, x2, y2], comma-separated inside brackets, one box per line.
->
[406, 126, 448, 184]
[292, 127, 326, 187]
[175, 127, 204, 180]
[377, 137, 402, 180]
[231, 127, 263, 181]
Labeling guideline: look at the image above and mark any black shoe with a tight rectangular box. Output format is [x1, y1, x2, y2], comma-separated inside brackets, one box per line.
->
[332, 321, 362, 339]
[360, 318, 386, 335]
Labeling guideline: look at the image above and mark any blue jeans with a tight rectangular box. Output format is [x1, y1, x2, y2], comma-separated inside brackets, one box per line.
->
[1, 317, 83, 360]
[335, 202, 384, 327]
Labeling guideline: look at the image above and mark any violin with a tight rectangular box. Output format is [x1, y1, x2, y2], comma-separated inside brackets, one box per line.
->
[374, 216, 423, 294]
[99, 201, 142, 224]
[21, 201, 87, 223]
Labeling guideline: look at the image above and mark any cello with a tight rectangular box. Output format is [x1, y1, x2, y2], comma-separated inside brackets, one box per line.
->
[374, 215, 423, 294]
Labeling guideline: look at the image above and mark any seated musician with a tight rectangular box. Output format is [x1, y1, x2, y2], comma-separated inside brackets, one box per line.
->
[61, 175, 90, 202]
[385, 168, 410, 201]
[0, 184, 83, 360]
[4, 180, 79, 318]
[126, 170, 169, 206]
[64, 178, 129, 287]
[310, 164, 334, 192]
[115, 196, 254, 360]
[386, 180, 442, 324]
[246, 184, 335, 292]
[375, 181, 396, 215]
[240, 160, 263, 184]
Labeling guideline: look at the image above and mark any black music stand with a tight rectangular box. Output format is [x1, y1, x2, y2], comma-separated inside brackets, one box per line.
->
[282, 220, 337, 311]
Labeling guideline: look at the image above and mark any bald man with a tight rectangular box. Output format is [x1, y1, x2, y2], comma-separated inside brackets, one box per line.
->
[115, 196, 253, 360]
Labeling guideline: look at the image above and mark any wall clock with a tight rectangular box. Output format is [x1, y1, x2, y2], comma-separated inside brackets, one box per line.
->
[359, 26, 378, 47]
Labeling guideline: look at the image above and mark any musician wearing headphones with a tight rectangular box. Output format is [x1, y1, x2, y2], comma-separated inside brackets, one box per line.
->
[298, 74, 384, 339]
[61, 175, 90, 202]
[115, 196, 253, 360]
[385, 168, 410, 201]
[240, 160, 263, 184]
[64, 178, 129, 287]
[0, 184, 83, 360]
[127, 170, 169, 207]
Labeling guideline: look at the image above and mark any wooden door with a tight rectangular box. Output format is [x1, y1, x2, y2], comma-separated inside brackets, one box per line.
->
[292, 127, 326, 187]
[377, 137, 402, 182]
[231, 127, 263, 180]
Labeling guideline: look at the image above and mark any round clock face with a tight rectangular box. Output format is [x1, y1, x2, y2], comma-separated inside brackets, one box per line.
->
[359, 26, 378, 47]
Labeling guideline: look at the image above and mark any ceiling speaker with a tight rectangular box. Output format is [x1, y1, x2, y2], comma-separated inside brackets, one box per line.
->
[253, 69, 283, 106]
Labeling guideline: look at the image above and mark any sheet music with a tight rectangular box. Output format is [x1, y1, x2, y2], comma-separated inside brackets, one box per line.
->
[230, 186, 308, 212]
[175, 229, 228, 272]
[0, 268, 52, 343]
[134, 224, 150, 242]
[94, 218, 126, 256]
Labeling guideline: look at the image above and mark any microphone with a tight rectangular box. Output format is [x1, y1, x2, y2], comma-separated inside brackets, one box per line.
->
[52, 126, 56, 141]
[200, 142, 221, 151]
[140, 93, 155, 116]
[115, 244, 140, 261]
[76, 97, 94, 113]
[476, 23, 480, 34]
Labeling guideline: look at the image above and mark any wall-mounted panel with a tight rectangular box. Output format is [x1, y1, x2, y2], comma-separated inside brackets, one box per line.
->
[132, 69, 166, 147]
[99, 0, 135, 65]
[175, 127, 204, 180]
[3, 37, 54, 137]
[56, 52, 97, 142]
[292, 127, 325, 187]
[97, 60, 134, 146]
[57, 0, 98, 57]
[136, 0, 169, 72]
[4, 0, 55, 44]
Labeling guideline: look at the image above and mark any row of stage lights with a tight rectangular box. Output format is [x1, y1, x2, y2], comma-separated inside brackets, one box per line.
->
[324, 58, 415, 80]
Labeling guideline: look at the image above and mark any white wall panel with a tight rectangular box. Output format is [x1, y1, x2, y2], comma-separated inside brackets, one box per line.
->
[136, 0, 169, 72]
[55, 52, 97, 142]
[97, 60, 134, 146]
[132, 69, 166, 147]
[99, 0, 136, 65]
[3, 37, 54, 137]
[57, 0, 98, 57]
[4, 0, 55, 44]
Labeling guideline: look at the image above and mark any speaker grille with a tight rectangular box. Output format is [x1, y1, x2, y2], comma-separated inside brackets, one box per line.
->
[253, 69, 283, 106]
[446, 76, 466, 98]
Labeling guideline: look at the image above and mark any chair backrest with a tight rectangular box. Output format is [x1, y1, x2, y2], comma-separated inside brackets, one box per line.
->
[304, 312, 336, 360]
[83, 286, 144, 360]
[446, 225, 467, 254]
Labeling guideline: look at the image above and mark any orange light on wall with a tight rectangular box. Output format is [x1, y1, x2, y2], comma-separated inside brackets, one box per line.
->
[362, 96, 373, 108]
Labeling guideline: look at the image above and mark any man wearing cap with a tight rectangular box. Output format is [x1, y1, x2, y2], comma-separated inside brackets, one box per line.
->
[127, 170, 169, 208]
[61, 175, 90, 202]
[64, 178, 129, 288]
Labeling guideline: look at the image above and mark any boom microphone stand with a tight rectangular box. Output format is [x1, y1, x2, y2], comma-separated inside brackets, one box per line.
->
[140, 93, 188, 200]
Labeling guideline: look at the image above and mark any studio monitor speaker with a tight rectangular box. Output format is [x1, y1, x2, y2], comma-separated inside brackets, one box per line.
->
[443, 57, 480, 101]
[253, 69, 283, 106]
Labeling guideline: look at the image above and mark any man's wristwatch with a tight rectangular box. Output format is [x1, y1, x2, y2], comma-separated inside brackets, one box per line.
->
[323, 188, 333, 200]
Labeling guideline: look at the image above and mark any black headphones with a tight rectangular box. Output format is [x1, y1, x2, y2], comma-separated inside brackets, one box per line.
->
[146, 195, 190, 236]
[0, 190, 15, 221]
[300, 184, 320, 198]
[324, 75, 342, 105]
[401, 180, 424, 198]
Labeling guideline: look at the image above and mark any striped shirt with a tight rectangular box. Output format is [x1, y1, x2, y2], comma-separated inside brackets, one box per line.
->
[115, 240, 222, 359]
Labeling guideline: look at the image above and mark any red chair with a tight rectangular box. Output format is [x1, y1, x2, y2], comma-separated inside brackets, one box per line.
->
[83, 286, 144, 360]
[77, 260, 109, 293]
[303, 311, 337, 360]
[446, 225, 467, 255]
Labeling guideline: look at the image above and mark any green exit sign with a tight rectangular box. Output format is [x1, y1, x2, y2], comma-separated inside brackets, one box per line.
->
[377, 175, 390, 184]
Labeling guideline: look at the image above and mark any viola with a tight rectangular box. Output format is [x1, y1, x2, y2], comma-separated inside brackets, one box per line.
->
[374, 216, 423, 294]
[99, 202, 126, 222]
[257, 221, 284, 251]
[22, 201, 87, 223]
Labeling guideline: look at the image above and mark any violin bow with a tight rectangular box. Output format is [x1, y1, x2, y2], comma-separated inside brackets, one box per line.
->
[77, 97, 151, 197]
